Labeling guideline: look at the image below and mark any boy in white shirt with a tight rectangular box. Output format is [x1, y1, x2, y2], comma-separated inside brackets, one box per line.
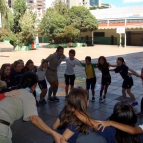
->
[64, 49, 82, 98]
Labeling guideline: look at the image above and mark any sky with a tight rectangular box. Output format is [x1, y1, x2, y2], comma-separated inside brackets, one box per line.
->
[46, 0, 143, 8]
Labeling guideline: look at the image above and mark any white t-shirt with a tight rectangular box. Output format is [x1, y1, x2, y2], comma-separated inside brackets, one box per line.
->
[64, 58, 82, 75]
[139, 124, 143, 130]
[36, 66, 47, 81]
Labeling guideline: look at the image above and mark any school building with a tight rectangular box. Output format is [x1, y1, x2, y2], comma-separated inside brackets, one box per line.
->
[39, 5, 143, 46]
[80, 5, 143, 46]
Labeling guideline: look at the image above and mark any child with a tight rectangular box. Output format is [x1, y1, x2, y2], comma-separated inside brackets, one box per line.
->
[82, 56, 97, 102]
[0, 64, 12, 88]
[64, 49, 82, 99]
[18, 59, 24, 71]
[37, 59, 48, 105]
[136, 68, 143, 116]
[11, 61, 23, 87]
[23, 59, 35, 73]
[111, 57, 140, 106]
[52, 88, 91, 143]
[97, 56, 116, 103]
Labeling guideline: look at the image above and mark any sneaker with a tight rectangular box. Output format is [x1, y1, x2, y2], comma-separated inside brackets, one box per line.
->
[99, 97, 102, 102]
[92, 97, 95, 102]
[42, 99, 47, 104]
[48, 97, 56, 102]
[130, 101, 138, 107]
[136, 112, 143, 116]
[39, 100, 44, 105]
[101, 98, 106, 103]
[53, 96, 60, 102]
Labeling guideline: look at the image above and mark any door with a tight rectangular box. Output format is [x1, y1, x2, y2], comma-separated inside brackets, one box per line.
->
[111, 35, 114, 45]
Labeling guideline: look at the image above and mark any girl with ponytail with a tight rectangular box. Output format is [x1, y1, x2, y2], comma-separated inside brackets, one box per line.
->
[111, 57, 141, 106]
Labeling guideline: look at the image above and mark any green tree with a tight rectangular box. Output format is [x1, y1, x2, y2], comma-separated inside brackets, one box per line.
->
[12, 0, 27, 33]
[69, 6, 98, 32]
[40, 9, 67, 43]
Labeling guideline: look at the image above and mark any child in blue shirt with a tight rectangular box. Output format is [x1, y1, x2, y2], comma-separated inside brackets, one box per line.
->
[52, 88, 91, 143]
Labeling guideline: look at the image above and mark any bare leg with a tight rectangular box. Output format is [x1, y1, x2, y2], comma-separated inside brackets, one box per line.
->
[122, 88, 127, 100]
[127, 89, 135, 101]
[104, 85, 109, 98]
[100, 85, 104, 98]
[65, 85, 69, 95]
[70, 86, 74, 91]
[40, 89, 47, 100]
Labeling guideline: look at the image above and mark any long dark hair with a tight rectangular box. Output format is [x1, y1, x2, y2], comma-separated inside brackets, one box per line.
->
[117, 57, 126, 65]
[109, 102, 141, 143]
[23, 59, 34, 72]
[58, 88, 90, 134]
[0, 64, 11, 82]
[97, 56, 109, 71]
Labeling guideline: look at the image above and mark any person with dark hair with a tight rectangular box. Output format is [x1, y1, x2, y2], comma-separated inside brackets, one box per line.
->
[64, 49, 82, 99]
[52, 88, 91, 143]
[18, 59, 24, 71]
[97, 56, 117, 103]
[23, 59, 35, 73]
[45, 46, 66, 102]
[111, 57, 140, 106]
[23, 59, 38, 105]
[0, 64, 12, 88]
[81, 56, 97, 102]
[73, 102, 143, 143]
[10, 61, 23, 87]
[36, 59, 48, 105]
[0, 72, 65, 143]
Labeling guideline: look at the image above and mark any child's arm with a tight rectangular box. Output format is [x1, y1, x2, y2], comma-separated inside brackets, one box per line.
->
[97, 120, 143, 134]
[109, 63, 117, 67]
[53, 118, 60, 130]
[128, 68, 141, 77]
[62, 129, 74, 142]
[74, 110, 98, 130]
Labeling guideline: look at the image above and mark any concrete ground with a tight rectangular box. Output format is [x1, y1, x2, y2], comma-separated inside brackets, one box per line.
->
[0, 43, 143, 143]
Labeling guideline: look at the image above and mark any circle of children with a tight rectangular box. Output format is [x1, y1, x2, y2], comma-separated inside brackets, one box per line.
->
[0, 46, 143, 143]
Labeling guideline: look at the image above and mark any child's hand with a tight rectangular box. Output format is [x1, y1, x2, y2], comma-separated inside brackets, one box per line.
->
[96, 120, 112, 132]
[5, 90, 19, 97]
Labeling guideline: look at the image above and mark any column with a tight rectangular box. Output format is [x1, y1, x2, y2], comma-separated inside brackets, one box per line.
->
[119, 33, 122, 47]
[124, 32, 126, 48]
[92, 31, 94, 45]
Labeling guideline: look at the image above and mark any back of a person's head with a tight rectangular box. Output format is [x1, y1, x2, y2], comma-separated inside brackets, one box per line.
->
[59, 88, 90, 134]
[0, 80, 7, 91]
[109, 102, 141, 143]
[20, 72, 38, 88]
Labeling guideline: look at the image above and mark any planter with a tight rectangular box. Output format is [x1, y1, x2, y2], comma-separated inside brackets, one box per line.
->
[3, 40, 10, 44]
[14, 45, 28, 51]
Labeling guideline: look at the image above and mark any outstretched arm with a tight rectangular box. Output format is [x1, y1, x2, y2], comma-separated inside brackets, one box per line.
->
[128, 68, 141, 77]
[74, 110, 98, 130]
[97, 120, 143, 134]
[109, 63, 117, 67]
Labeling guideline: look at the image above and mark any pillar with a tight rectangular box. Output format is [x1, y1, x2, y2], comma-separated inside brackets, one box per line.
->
[119, 33, 122, 47]
[92, 31, 94, 45]
[124, 32, 126, 48]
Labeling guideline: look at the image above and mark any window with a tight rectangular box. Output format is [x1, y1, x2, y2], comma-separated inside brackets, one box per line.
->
[94, 32, 105, 37]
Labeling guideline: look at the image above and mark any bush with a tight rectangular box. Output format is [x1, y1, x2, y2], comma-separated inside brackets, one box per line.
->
[0, 29, 9, 41]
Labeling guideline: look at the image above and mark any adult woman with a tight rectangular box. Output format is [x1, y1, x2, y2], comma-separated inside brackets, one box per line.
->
[46, 46, 66, 102]
[0, 72, 64, 143]
[73, 102, 143, 143]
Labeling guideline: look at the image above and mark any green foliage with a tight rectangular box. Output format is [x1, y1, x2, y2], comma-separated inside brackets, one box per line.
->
[12, 0, 27, 33]
[40, 9, 67, 41]
[0, 28, 9, 41]
[69, 6, 98, 32]
[61, 26, 80, 42]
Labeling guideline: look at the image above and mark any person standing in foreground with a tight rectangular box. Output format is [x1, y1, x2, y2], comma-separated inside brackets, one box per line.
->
[0, 72, 65, 143]
[82, 56, 97, 102]
[111, 57, 140, 106]
[64, 49, 82, 99]
[46, 46, 66, 102]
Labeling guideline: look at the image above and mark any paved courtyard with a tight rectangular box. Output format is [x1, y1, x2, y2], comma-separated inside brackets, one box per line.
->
[0, 43, 143, 143]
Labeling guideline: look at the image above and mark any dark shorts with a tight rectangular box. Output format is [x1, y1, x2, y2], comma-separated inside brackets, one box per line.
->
[38, 79, 47, 90]
[122, 78, 133, 89]
[86, 77, 96, 90]
[64, 74, 75, 86]
[101, 75, 111, 85]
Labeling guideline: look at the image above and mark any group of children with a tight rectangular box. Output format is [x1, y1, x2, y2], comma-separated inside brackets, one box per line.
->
[0, 47, 143, 143]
